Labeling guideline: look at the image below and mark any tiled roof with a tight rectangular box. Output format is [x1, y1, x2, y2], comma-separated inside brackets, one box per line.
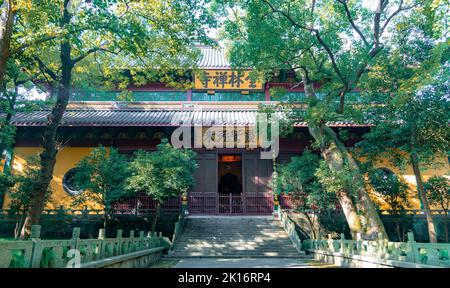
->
[197, 46, 230, 69]
[10, 109, 371, 127]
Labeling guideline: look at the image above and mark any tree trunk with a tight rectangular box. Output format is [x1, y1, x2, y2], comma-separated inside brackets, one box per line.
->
[302, 74, 387, 240]
[151, 201, 161, 235]
[0, 0, 15, 89]
[308, 123, 387, 239]
[20, 38, 73, 239]
[303, 212, 317, 239]
[14, 213, 24, 239]
[410, 151, 437, 242]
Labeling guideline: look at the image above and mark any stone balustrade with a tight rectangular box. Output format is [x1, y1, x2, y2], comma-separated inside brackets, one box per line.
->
[0, 225, 170, 268]
[278, 209, 302, 253]
[279, 210, 450, 268]
[303, 233, 450, 267]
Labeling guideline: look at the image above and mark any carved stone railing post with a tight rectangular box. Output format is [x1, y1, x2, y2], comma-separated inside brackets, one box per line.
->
[97, 228, 105, 259]
[116, 229, 123, 256]
[377, 232, 387, 259]
[129, 230, 135, 252]
[340, 233, 345, 254]
[139, 231, 144, 250]
[71, 227, 80, 251]
[406, 232, 417, 263]
[356, 233, 362, 255]
[30, 225, 42, 268]
[327, 234, 334, 252]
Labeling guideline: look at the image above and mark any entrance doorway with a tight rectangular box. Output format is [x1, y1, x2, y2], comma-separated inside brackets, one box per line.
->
[218, 154, 243, 214]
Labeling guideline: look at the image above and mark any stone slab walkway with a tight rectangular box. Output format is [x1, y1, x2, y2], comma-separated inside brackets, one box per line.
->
[172, 258, 336, 268]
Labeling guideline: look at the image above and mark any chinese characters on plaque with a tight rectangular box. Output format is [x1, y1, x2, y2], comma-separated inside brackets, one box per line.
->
[194, 70, 263, 90]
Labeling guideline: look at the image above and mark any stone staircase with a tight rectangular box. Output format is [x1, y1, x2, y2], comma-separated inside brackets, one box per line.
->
[169, 216, 308, 258]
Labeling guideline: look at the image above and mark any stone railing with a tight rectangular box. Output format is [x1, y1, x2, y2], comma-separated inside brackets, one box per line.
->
[0, 225, 170, 268]
[171, 209, 187, 245]
[278, 210, 450, 268]
[278, 210, 302, 253]
[303, 233, 450, 268]
[0, 204, 181, 217]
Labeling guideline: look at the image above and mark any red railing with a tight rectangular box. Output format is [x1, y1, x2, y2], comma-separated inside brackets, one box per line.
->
[188, 192, 273, 215]
[113, 194, 182, 215]
[245, 192, 273, 214]
[188, 192, 217, 215]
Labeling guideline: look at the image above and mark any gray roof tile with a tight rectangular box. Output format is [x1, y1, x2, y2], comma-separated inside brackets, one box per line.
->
[10, 109, 370, 127]
[197, 46, 230, 69]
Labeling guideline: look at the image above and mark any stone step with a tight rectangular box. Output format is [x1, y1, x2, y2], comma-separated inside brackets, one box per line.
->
[177, 237, 291, 243]
[168, 253, 308, 258]
[173, 248, 300, 253]
[179, 231, 285, 234]
[172, 216, 302, 258]
[178, 235, 289, 238]
[174, 250, 302, 256]
[175, 242, 294, 246]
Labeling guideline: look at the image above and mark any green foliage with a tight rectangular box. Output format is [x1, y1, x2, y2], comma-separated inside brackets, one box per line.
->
[0, 122, 16, 151]
[369, 168, 410, 213]
[127, 139, 198, 203]
[315, 159, 364, 201]
[275, 150, 337, 212]
[358, 65, 449, 172]
[72, 146, 131, 214]
[40, 247, 56, 268]
[357, 5, 450, 171]
[11, 0, 216, 90]
[0, 172, 15, 197]
[8, 156, 52, 215]
[9, 250, 27, 268]
[425, 176, 450, 212]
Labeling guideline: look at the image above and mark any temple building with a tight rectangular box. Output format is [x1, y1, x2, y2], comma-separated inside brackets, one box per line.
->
[1, 45, 448, 215]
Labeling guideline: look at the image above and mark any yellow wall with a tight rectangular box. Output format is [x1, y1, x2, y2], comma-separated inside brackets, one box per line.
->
[2, 147, 449, 211]
[2, 147, 100, 210]
[369, 157, 449, 210]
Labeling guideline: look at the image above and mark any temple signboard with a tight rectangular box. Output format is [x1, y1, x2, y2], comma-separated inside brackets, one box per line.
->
[194, 70, 264, 90]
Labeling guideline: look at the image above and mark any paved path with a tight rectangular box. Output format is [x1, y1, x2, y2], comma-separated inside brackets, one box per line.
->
[172, 258, 335, 268]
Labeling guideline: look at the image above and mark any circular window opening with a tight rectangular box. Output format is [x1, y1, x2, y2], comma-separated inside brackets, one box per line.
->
[369, 168, 399, 196]
[63, 168, 82, 196]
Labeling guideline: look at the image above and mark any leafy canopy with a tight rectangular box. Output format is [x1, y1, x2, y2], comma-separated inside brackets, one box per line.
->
[12, 0, 217, 92]
[127, 139, 198, 203]
[425, 176, 450, 212]
[368, 168, 410, 213]
[72, 146, 131, 212]
[8, 156, 52, 214]
[275, 150, 337, 212]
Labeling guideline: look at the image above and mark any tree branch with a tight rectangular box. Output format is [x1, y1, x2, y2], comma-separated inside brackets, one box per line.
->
[336, 0, 369, 47]
[261, 0, 313, 31]
[314, 31, 347, 86]
[71, 47, 115, 65]
[34, 56, 59, 82]
[261, 0, 347, 85]
[380, 0, 417, 37]
[11, 35, 59, 55]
